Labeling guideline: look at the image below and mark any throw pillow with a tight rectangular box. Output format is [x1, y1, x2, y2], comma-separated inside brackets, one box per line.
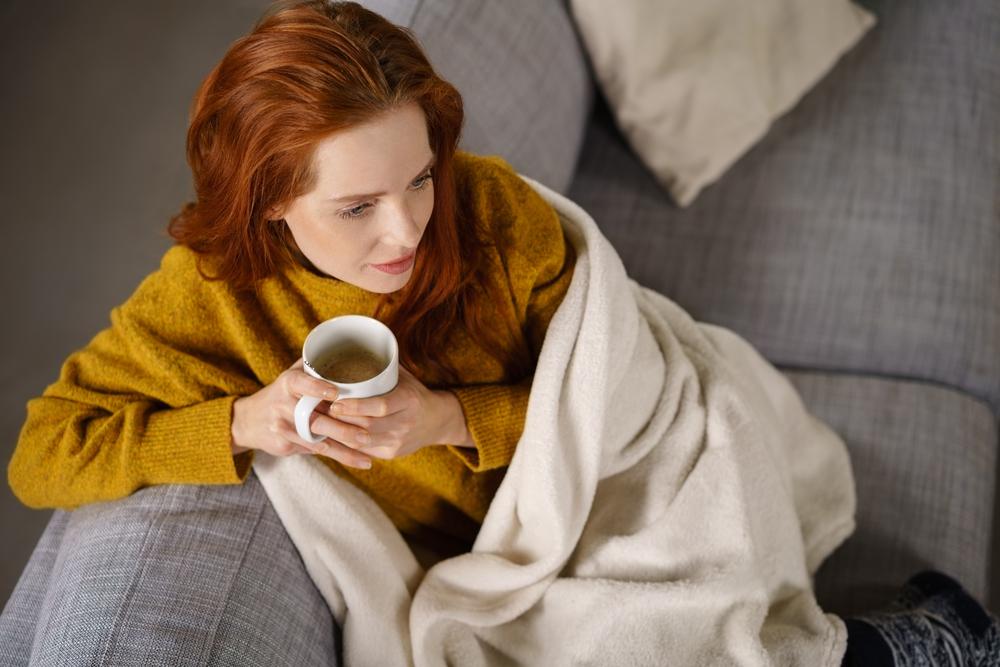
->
[570, 0, 876, 206]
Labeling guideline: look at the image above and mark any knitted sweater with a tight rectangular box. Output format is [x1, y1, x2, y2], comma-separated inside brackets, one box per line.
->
[10, 153, 574, 554]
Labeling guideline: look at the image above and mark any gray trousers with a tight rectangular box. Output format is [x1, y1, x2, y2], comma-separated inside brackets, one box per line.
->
[0, 473, 340, 666]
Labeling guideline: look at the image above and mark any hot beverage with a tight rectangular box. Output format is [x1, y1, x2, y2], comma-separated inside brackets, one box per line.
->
[313, 344, 387, 383]
[296, 314, 398, 443]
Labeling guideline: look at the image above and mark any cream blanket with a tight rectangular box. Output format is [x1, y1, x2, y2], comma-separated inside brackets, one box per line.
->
[254, 179, 856, 666]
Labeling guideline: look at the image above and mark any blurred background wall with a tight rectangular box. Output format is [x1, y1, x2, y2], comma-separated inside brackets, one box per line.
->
[0, 0, 273, 606]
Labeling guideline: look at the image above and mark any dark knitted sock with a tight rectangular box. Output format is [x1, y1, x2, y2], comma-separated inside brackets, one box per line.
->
[843, 617, 896, 666]
[843, 571, 1000, 667]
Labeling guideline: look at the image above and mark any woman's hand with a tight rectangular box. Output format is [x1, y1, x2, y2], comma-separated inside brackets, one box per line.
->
[330, 366, 474, 460]
[230, 359, 374, 469]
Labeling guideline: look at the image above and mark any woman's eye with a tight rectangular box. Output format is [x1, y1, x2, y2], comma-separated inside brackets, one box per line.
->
[340, 203, 371, 219]
[411, 173, 432, 190]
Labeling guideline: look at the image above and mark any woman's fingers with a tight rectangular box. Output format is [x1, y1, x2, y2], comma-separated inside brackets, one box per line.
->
[289, 366, 459, 461]
[287, 369, 340, 402]
[230, 357, 379, 468]
[309, 409, 374, 446]
[324, 386, 411, 441]
[310, 436, 373, 469]
[331, 393, 397, 419]
[283, 363, 376, 453]
[292, 411, 372, 468]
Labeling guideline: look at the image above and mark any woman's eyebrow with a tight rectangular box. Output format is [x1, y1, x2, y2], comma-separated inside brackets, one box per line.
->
[326, 156, 436, 204]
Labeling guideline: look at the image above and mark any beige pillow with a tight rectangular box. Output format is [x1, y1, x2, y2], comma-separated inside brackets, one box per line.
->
[570, 0, 876, 206]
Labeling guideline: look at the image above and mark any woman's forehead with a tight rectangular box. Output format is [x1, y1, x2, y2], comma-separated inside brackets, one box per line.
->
[309, 104, 433, 196]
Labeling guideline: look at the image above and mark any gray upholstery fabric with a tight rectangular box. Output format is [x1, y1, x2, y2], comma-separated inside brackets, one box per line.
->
[359, 0, 593, 194]
[0, 473, 339, 667]
[354, 0, 418, 26]
[568, 0, 1000, 412]
[785, 370, 998, 617]
[1, 513, 61, 663]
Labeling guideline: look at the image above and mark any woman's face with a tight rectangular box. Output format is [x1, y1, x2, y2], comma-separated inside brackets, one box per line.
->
[278, 104, 436, 294]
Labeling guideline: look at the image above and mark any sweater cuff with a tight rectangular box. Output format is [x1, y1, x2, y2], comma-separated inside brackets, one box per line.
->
[449, 382, 530, 472]
[140, 396, 249, 486]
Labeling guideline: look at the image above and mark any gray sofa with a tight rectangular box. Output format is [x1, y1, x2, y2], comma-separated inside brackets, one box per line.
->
[1, 0, 997, 650]
[370, 0, 999, 618]
[568, 0, 1000, 616]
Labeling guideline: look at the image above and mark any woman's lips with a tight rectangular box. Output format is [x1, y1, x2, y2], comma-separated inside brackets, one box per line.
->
[369, 250, 416, 275]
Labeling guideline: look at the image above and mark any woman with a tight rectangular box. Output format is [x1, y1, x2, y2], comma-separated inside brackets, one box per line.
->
[2, 2, 996, 666]
[5, 1, 570, 662]
[11, 0, 572, 559]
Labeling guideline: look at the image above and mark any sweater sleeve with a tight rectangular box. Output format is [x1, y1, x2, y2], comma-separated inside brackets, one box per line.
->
[8, 248, 261, 510]
[446, 157, 576, 472]
[449, 245, 575, 472]
[11, 395, 249, 509]
[449, 377, 531, 472]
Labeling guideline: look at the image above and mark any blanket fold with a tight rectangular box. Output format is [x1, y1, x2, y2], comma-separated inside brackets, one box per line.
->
[254, 179, 855, 666]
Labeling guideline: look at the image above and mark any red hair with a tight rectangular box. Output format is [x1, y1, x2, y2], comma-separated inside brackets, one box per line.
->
[169, 1, 530, 383]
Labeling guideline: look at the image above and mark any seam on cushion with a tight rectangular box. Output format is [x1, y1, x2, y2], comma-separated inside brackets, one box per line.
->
[97, 492, 173, 665]
[200, 486, 270, 665]
[776, 363, 999, 417]
[97, 485, 266, 665]
[18, 512, 69, 664]
[405, 0, 425, 27]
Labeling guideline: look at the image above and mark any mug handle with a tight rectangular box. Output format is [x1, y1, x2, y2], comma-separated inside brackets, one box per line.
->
[294, 395, 327, 444]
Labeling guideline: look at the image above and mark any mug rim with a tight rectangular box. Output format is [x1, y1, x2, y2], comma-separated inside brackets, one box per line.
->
[301, 315, 398, 386]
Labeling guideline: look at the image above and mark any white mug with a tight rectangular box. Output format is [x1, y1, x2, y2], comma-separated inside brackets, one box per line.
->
[294, 315, 399, 443]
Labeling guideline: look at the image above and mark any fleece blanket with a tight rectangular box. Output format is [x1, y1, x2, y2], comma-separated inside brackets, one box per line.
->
[253, 178, 856, 667]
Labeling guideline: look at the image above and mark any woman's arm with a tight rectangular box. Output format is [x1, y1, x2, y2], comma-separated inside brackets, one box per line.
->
[11, 390, 247, 509]
[8, 288, 257, 509]
[10, 248, 274, 509]
[445, 166, 578, 471]
[447, 242, 575, 472]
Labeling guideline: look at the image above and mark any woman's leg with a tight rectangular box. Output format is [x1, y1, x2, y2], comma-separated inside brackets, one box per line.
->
[841, 571, 1000, 667]
[0, 472, 340, 667]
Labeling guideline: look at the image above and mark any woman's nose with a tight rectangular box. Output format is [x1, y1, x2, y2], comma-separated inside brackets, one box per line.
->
[381, 200, 423, 247]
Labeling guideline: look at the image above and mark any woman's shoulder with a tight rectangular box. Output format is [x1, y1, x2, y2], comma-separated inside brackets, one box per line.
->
[158, 243, 203, 276]
[116, 245, 244, 325]
[452, 152, 563, 253]
[452, 153, 570, 305]
[127, 245, 222, 300]
[452, 152, 545, 211]
[452, 151, 518, 181]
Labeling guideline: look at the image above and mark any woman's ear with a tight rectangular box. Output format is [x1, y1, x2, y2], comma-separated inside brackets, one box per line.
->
[265, 205, 285, 222]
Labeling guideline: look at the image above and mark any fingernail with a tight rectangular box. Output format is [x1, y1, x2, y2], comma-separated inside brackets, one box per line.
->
[358, 459, 372, 470]
[324, 388, 339, 400]
[331, 402, 344, 414]
[356, 432, 370, 444]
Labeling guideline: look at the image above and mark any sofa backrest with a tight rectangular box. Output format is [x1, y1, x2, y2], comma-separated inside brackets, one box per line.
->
[359, 0, 593, 194]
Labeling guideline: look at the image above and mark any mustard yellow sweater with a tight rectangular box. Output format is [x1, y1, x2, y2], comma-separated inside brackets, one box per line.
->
[9, 153, 573, 554]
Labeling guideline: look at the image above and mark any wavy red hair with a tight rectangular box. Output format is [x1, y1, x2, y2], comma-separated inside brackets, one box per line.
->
[169, 0, 530, 383]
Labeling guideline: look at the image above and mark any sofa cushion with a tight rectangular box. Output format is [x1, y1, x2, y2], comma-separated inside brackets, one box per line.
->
[360, 0, 593, 194]
[0, 474, 339, 665]
[569, 0, 874, 207]
[784, 371, 997, 617]
[568, 0, 1000, 411]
